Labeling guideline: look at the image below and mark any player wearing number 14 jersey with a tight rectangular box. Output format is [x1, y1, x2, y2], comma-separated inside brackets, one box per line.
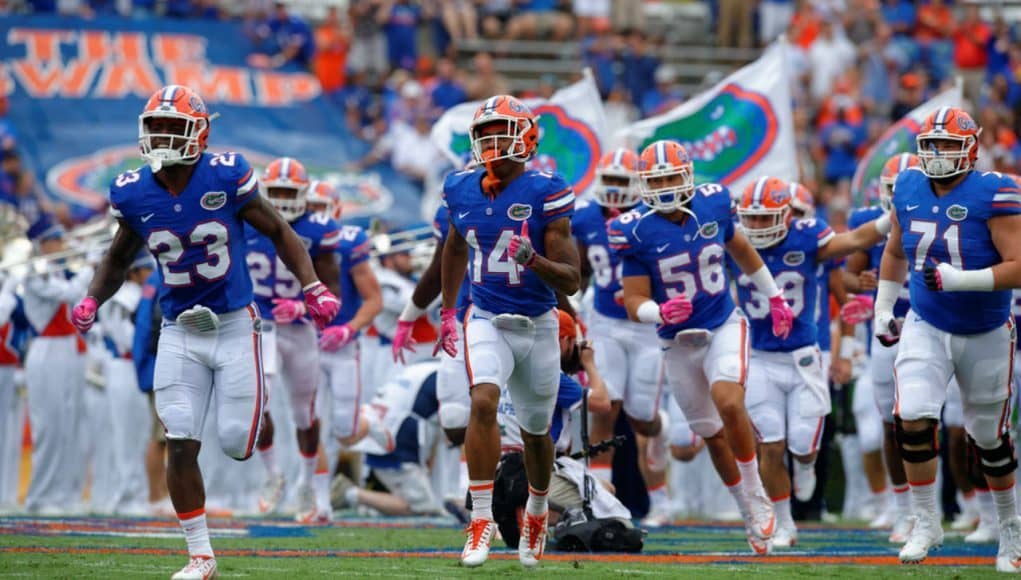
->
[610, 140, 794, 555]
[875, 106, 1021, 571]
[71, 85, 339, 580]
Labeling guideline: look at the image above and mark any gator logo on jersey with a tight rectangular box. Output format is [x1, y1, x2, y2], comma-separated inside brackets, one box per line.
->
[850, 119, 923, 208]
[799, 355, 814, 367]
[639, 84, 778, 187]
[783, 251, 806, 267]
[947, 204, 968, 221]
[200, 191, 227, 211]
[507, 203, 533, 221]
[699, 221, 719, 239]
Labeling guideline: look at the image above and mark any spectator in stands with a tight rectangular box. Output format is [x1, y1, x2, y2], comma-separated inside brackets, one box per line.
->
[465, 52, 509, 100]
[717, 0, 755, 48]
[573, 0, 611, 39]
[436, 0, 478, 51]
[953, 4, 991, 106]
[313, 6, 352, 95]
[0, 97, 17, 158]
[610, 0, 644, 34]
[378, 0, 422, 71]
[976, 107, 1019, 173]
[582, 32, 618, 98]
[987, 16, 1016, 84]
[618, 30, 659, 110]
[914, 0, 953, 84]
[842, 0, 881, 46]
[348, 110, 444, 189]
[479, 0, 514, 38]
[889, 70, 926, 121]
[859, 24, 906, 120]
[505, 0, 574, 41]
[787, 0, 821, 50]
[342, 71, 387, 141]
[247, 2, 315, 69]
[807, 16, 856, 103]
[817, 96, 866, 189]
[879, 0, 916, 63]
[640, 65, 685, 118]
[349, 0, 389, 78]
[759, 0, 794, 46]
[429, 57, 468, 111]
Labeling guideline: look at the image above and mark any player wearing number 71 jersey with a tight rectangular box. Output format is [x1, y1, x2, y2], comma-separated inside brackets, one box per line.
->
[876, 106, 1021, 571]
[609, 140, 795, 555]
[70, 85, 340, 580]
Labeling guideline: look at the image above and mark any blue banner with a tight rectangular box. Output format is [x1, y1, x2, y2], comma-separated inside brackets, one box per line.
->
[0, 15, 423, 229]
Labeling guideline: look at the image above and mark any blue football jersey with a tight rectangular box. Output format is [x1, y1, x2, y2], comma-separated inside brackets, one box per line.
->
[894, 168, 1021, 334]
[610, 182, 735, 339]
[733, 217, 834, 351]
[815, 258, 843, 352]
[109, 152, 259, 320]
[848, 206, 911, 319]
[330, 225, 372, 326]
[442, 167, 575, 317]
[572, 199, 627, 320]
[433, 203, 471, 321]
[245, 211, 341, 322]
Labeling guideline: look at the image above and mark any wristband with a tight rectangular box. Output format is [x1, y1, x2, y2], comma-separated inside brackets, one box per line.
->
[874, 279, 902, 315]
[636, 300, 663, 324]
[941, 266, 995, 292]
[398, 300, 427, 323]
[839, 339, 856, 360]
[748, 265, 782, 298]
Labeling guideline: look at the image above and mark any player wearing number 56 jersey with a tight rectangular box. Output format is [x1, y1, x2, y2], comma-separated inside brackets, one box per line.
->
[244, 157, 342, 523]
[876, 106, 1021, 571]
[439, 95, 581, 569]
[610, 140, 796, 555]
[733, 176, 891, 548]
[71, 85, 339, 580]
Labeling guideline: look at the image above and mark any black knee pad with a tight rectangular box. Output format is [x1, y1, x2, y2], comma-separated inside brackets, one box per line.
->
[966, 437, 990, 490]
[257, 411, 275, 451]
[974, 432, 1019, 478]
[894, 416, 939, 463]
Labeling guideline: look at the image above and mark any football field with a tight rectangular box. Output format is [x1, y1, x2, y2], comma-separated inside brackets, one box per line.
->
[0, 516, 1002, 578]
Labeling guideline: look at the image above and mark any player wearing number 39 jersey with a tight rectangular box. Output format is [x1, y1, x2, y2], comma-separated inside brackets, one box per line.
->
[439, 95, 581, 569]
[876, 106, 1021, 571]
[610, 140, 795, 555]
[71, 85, 339, 580]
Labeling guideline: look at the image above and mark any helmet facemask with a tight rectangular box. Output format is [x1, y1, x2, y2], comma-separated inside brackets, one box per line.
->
[594, 169, 639, 209]
[470, 117, 535, 165]
[139, 112, 206, 171]
[916, 132, 978, 179]
[639, 163, 695, 212]
[264, 185, 308, 222]
[738, 205, 791, 249]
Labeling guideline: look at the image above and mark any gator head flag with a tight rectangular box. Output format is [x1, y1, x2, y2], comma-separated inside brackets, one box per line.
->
[429, 70, 606, 195]
[850, 83, 963, 208]
[615, 41, 796, 195]
[0, 15, 421, 227]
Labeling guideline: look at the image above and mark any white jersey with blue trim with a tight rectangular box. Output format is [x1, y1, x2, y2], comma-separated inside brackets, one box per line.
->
[108, 151, 259, 320]
[895, 168, 1021, 334]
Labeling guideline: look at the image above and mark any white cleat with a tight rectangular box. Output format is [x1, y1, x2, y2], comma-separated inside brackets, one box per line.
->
[461, 518, 497, 568]
[641, 509, 673, 528]
[888, 511, 915, 544]
[518, 511, 548, 568]
[171, 556, 217, 580]
[869, 508, 895, 529]
[745, 523, 773, 555]
[772, 525, 797, 548]
[792, 465, 816, 503]
[951, 508, 980, 532]
[646, 409, 671, 473]
[898, 512, 943, 564]
[257, 474, 286, 514]
[996, 515, 1021, 573]
[744, 488, 777, 541]
[295, 508, 332, 525]
[966, 514, 1001, 544]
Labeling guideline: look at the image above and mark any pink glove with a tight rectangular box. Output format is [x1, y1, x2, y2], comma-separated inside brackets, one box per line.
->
[840, 295, 875, 325]
[433, 308, 458, 357]
[271, 298, 307, 324]
[769, 294, 795, 340]
[319, 324, 354, 352]
[507, 220, 536, 267]
[72, 296, 98, 334]
[303, 281, 340, 330]
[660, 295, 693, 325]
[392, 320, 417, 364]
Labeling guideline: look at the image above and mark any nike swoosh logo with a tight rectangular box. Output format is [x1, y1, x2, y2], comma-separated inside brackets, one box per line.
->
[586, 232, 598, 240]
[458, 211, 470, 219]
[141, 213, 155, 222]
[906, 205, 919, 211]
[657, 244, 670, 253]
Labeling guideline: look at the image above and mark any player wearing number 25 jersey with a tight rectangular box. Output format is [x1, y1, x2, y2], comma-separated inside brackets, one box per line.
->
[71, 85, 339, 580]
[610, 140, 795, 555]
[875, 106, 1021, 570]
[439, 95, 581, 569]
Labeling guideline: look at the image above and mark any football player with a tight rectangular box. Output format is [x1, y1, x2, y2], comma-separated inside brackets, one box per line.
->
[245, 158, 342, 524]
[734, 176, 891, 547]
[71, 85, 340, 580]
[610, 140, 792, 555]
[874, 107, 1021, 570]
[438, 95, 581, 568]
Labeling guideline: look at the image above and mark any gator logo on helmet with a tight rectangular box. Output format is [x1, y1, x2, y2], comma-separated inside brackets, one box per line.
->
[640, 84, 778, 188]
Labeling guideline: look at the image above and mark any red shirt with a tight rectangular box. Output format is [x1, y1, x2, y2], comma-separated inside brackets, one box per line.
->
[953, 21, 991, 69]
[916, 5, 953, 43]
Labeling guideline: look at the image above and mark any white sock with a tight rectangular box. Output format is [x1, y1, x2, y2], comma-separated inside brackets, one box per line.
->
[959, 490, 976, 514]
[469, 480, 494, 521]
[976, 488, 995, 522]
[773, 495, 795, 529]
[726, 478, 746, 516]
[909, 479, 937, 515]
[992, 484, 1019, 524]
[648, 483, 669, 512]
[736, 455, 764, 495]
[259, 446, 278, 478]
[526, 485, 548, 517]
[178, 509, 213, 558]
[892, 483, 911, 513]
[314, 470, 331, 513]
[301, 453, 317, 486]
[794, 460, 815, 481]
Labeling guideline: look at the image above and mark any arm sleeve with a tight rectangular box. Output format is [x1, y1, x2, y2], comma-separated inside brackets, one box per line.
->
[345, 228, 372, 268]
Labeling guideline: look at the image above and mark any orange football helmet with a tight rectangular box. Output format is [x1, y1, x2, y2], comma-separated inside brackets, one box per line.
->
[139, 84, 210, 170]
[469, 95, 539, 165]
[788, 182, 815, 218]
[637, 140, 695, 211]
[916, 107, 981, 179]
[879, 152, 920, 212]
[306, 180, 342, 220]
[262, 157, 310, 222]
[594, 147, 640, 209]
[737, 176, 793, 248]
